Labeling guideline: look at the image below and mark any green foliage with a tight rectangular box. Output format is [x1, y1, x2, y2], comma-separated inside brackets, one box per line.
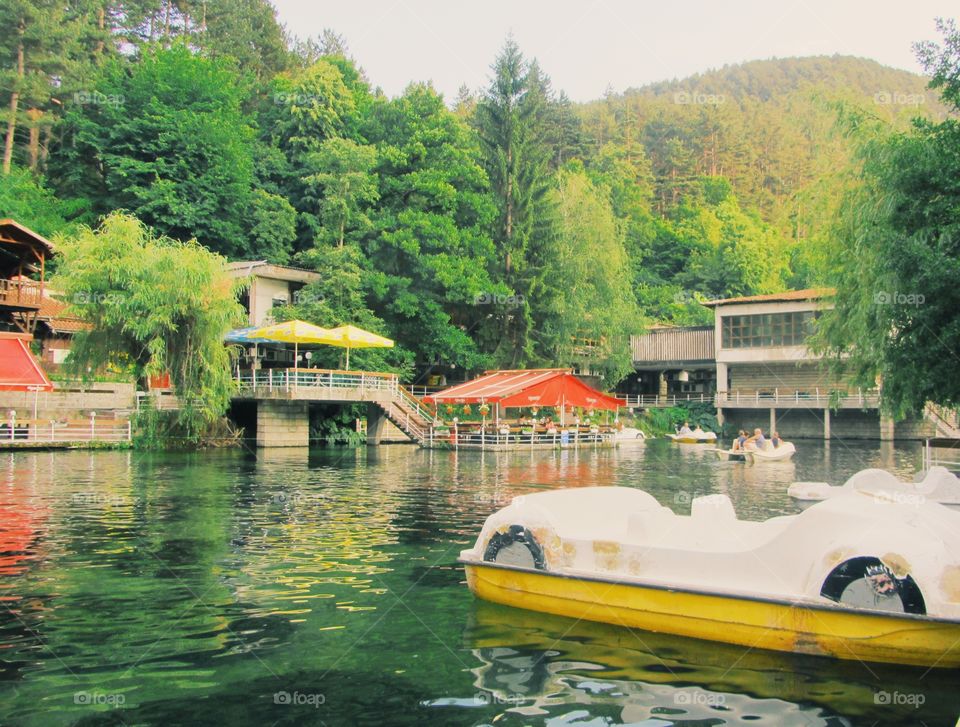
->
[815, 20, 960, 416]
[52, 212, 247, 438]
[247, 189, 297, 264]
[363, 83, 498, 373]
[303, 137, 379, 248]
[537, 166, 639, 384]
[475, 38, 556, 367]
[50, 43, 258, 257]
[309, 403, 366, 446]
[640, 401, 720, 436]
[0, 165, 82, 236]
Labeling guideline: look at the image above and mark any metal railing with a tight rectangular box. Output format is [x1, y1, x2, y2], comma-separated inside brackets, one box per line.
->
[396, 384, 437, 425]
[236, 368, 439, 440]
[619, 389, 882, 408]
[425, 425, 614, 449]
[237, 368, 401, 394]
[0, 414, 131, 444]
[619, 393, 714, 407]
[923, 439, 960, 472]
[716, 388, 880, 406]
[407, 385, 446, 398]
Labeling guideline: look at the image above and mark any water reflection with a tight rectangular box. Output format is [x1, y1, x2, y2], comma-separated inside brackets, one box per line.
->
[0, 440, 953, 727]
[463, 600, 957, 725]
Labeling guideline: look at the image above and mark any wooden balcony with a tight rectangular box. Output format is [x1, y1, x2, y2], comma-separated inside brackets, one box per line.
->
[631, 327, 715, 367]
[0, 278, 42, 310]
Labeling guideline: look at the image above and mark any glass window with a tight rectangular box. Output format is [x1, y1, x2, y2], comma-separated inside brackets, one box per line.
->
[721, 311, 818, 348]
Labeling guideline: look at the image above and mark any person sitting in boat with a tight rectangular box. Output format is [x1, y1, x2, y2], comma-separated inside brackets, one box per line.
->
[678, 421, 693, 436]
[732, 429, 747, 451]
[745, 427, 766, 450]
[691, 425, 706, 438]
[771, 431, 781, 448]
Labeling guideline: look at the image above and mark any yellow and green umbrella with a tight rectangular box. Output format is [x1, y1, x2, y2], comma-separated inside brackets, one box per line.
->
[247, 319, 333, 368]
[322, 325, 394, 369]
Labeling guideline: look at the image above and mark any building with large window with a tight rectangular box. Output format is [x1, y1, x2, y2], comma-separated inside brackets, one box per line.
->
[628, 289, 936, 440]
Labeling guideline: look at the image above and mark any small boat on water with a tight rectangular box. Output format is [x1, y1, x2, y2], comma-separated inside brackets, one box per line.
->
[668, 429, 717, 444]
[748, 440, 796, 462]
[711, 447, 749, 462]
[714, 440, 795, 463]
[460, 479, 960, 667]
[789, 466, 960, 509]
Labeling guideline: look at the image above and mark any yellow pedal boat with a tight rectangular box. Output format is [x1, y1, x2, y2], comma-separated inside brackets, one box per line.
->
[460, 482, 960, 667]
[668, 430, 717, 444]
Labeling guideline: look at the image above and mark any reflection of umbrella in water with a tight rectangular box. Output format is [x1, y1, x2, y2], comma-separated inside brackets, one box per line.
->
[247, 319, 333, 368]
[321, 324, 394, 369]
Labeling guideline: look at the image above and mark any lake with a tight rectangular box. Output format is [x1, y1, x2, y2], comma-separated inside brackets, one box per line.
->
[1, 440, 957, 726]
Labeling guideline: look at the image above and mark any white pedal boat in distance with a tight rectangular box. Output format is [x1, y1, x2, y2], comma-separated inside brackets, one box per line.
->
[460, 479, 960, 667]
[789, 466, 960, 509]
[715, 440, 796, 463]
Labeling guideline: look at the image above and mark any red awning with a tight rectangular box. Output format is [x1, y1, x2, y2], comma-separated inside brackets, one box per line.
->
[0, 337, 53, 391]
[426, 369, 623, 411]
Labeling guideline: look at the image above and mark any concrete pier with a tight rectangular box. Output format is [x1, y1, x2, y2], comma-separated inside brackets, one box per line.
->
[366, 402, 388, 446]
[256, 400, 310, 448]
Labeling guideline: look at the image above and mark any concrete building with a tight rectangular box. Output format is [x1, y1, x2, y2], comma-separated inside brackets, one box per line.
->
[629, 289, 935, 441]
[227, 261, 321, 327]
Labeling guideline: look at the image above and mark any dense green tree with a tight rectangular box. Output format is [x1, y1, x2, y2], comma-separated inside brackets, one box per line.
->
[261, 57, 365, 249]
[816, 20, 960, 415]
[475, 38, 556, 366]
[0, 0, 97, 174]
[52, 212, 246, 435]
[0, 165, 82, 236]
[302, 137, 378, 248]
[537, 166, 639, 383]
[198, 0, 289, 81]
[247, 189, 297, 264]
[49, 43, 257, 256]
[363, 83, 499, 372]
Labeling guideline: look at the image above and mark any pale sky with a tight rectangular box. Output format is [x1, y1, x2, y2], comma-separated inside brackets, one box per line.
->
[272, 1, 956, 102]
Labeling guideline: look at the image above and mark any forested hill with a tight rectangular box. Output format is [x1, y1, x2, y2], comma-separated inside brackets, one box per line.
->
[576, 55, 945, 256]
[629, 55, 938, 104]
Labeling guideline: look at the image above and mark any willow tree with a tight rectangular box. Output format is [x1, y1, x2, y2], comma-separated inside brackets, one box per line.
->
[53, 212, 246, 435]
[538, 166, 640, 384]
[815, 19, 960, 417]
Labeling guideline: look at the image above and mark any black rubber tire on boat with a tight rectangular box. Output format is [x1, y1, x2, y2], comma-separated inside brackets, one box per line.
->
[820, 556, 926, 615]
[483, 525, 547, 571]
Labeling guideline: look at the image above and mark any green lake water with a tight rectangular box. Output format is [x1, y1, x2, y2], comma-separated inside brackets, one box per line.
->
[1, 440, 957, 726]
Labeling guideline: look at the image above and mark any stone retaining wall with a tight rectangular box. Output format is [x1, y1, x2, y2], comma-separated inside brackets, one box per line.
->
[0, 382, 137, 419]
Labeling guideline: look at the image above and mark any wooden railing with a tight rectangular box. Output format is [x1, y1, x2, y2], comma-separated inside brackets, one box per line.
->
[0, 278, 42, 308]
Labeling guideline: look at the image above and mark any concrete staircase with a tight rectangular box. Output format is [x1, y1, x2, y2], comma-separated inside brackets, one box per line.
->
[924, 402, 960, 439]
[372, 385, 437, 444]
